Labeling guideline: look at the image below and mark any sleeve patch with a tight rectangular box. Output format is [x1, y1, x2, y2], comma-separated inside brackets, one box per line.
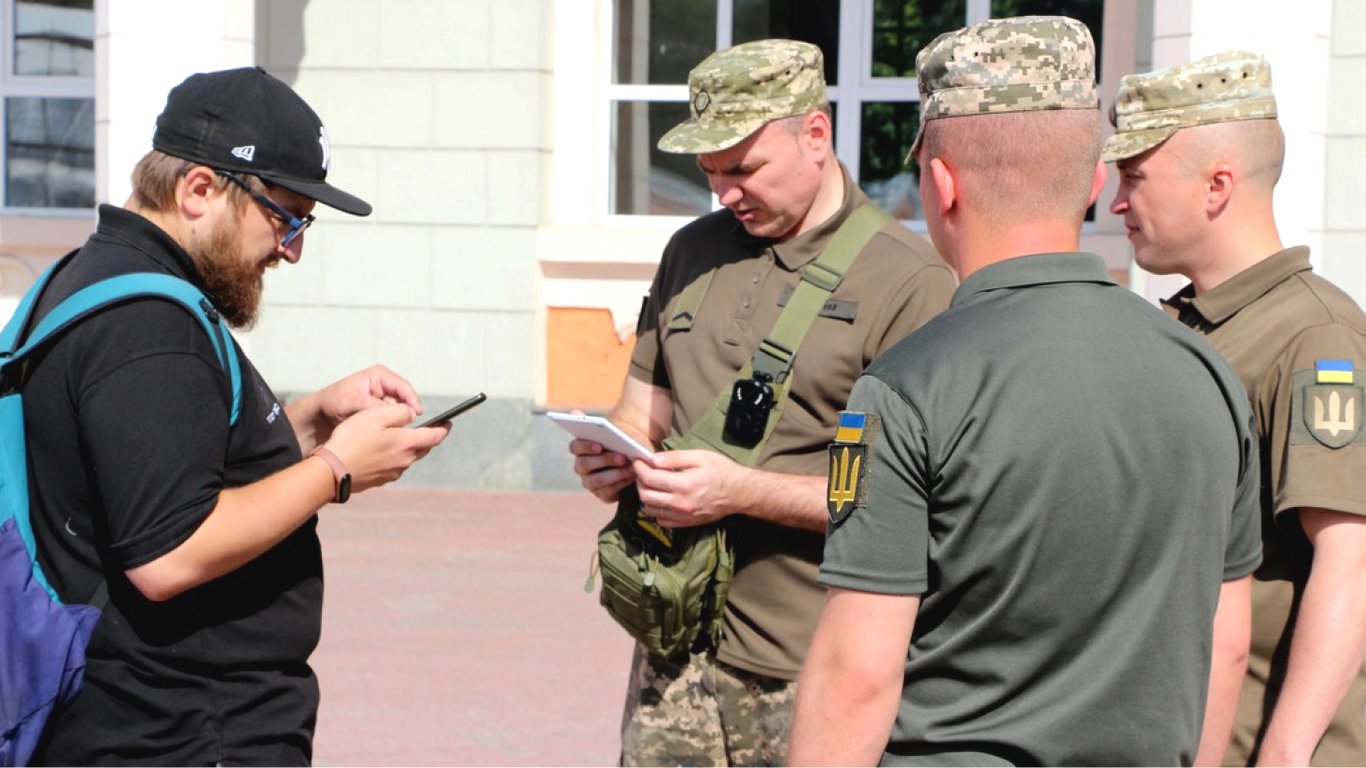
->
[828, 411, 878, 524]
[1292, 367, 1365, 449]
[1315, 358, 1354, 384]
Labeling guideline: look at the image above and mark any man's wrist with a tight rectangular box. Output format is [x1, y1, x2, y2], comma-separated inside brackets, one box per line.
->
[309, 445, 352, 504]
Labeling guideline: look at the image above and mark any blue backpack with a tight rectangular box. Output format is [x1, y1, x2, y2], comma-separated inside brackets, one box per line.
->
[0, 256, 242, 766]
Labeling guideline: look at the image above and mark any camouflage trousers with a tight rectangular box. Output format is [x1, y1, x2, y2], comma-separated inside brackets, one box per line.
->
[620, 643, 796, 767]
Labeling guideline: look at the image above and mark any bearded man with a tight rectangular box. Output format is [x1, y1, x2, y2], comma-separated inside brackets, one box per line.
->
[21, 67, 449, 765]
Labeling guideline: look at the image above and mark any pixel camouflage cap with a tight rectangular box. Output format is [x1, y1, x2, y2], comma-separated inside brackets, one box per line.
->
[657, 39, 827, 154]
[1101, 51, 1277, 163]
[906, 15, 1098, 161]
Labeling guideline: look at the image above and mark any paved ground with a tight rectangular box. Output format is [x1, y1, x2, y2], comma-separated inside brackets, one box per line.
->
[310, 487, 633, 766]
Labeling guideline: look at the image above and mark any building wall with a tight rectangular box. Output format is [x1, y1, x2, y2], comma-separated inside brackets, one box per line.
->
[249, 0, 575, 489]
[1131, 0, 1357, 305]
[2, 0, 253, 344]
[250, 0, 545, 399]
[100, 0, 256, 207]
[1323, 0, 1366, 301]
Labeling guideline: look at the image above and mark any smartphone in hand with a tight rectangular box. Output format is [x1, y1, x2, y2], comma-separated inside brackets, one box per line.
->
[411, 392, 487, 428]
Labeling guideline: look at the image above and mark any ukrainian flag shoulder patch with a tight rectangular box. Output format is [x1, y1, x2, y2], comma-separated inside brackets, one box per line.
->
[834, 411, 867, 444]
[1316, 359, 1355, 385]
[1293, 362, 1366, 449]
[828, 411, 874, 525]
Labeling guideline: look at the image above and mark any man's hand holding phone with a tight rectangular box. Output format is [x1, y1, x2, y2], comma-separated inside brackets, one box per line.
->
[320, 402, 449, 495]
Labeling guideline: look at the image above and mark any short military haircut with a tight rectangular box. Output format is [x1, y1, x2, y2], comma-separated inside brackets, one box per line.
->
[922, 108, 1102, 227]
[1183, 118, 1285, 191]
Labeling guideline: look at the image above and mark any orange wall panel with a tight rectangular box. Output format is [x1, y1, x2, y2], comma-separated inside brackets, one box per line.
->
[547, 307, 636, 410]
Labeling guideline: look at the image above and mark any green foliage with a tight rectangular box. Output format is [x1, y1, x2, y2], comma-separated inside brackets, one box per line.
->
[871, 0, 967, 78]
[733, 0, 841, 84]
[861, 102, 919, 184]
[640, 0, 718, 84]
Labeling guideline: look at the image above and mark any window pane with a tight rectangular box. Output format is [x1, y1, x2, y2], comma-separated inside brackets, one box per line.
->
[860, 102, 921, 219]
[871, 0, 967, 79]
[990, 0, 1103, 79]
[14, 0, 94, 77]
[612, 101, 711, 216]
[614, 0, 716, 84]
[6, 97, 94, 208]
[732, 0, 839, 85]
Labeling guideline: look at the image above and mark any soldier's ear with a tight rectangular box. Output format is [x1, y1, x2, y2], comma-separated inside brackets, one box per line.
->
[1087, 160, 1107, 207]
[802, 109, 833, 159]
[1206, 164, 1234, 217]
[928, 157, 957, 217]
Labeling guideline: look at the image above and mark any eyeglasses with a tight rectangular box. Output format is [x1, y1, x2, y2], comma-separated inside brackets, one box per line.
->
[215, 171, 315, 248]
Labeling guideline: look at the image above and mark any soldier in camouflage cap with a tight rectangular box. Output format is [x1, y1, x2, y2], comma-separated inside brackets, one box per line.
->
[570, 35, 953, 768]
[658, 39, 826, 154]
[905, 15, 1098, 160]
[1102, 51, 1276, 162]
[1107, 51, 1366, 767]
[790, 17, 1261, 765]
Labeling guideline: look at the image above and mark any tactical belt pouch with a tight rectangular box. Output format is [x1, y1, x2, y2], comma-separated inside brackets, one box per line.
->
[595, 485, 733, 660]
[591, 203, 889, 661]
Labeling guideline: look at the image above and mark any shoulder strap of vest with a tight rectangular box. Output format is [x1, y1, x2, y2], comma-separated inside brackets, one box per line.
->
[3, 272, 243, 426]
[666, 202, 891, 463]
[751, 202, 890, 381]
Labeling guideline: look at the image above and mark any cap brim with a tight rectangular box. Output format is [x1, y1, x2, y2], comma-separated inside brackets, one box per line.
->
[657, 116, 771, 154]
[1101, 126, 1177, 163]
[264, 174, 372, 216]
[904, 129, 925, 166]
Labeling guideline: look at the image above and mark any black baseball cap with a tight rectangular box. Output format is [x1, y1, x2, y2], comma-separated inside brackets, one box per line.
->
[152, 66, 371, 216]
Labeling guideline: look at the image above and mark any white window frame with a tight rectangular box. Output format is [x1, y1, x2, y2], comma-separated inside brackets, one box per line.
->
[601, 0, 999, 223]
[0, 0, 95, 215]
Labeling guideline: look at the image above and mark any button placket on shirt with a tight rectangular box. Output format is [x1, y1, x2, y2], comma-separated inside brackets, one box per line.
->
[738, 249, 776, 317]
[726, 248, 777, 345]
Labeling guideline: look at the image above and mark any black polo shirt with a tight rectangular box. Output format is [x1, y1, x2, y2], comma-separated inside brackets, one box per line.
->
[24, 205, 320, 766]
[822, 253, 1261, 764]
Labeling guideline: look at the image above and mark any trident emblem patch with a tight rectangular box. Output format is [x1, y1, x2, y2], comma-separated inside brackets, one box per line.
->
[1306, 385, 1363, 448]
[828, 412, 871, 524]
[1294, 360, 1364, 449]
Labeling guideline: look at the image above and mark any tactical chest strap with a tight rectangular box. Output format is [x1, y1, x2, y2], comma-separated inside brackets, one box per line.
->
[664, 202, 891, 464]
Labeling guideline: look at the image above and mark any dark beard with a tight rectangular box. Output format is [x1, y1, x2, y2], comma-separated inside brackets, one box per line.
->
[188, 216, 264, 329]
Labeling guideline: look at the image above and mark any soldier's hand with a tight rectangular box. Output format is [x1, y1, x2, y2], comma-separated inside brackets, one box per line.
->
[634, 449, 743, 527]
[570, 438, 636, 503]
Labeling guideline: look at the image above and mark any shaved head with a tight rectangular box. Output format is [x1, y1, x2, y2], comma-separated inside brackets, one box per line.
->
[921, 109, 1103, 230]
[1176, 118, 1284, 193]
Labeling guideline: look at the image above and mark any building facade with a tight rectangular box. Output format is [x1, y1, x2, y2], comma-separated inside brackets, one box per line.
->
[0, 0, 1360, 489]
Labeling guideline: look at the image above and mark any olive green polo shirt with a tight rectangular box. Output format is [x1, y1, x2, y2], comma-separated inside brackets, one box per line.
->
[630, 163, 955, 680]
[1163, 246, 1366, 766]
[823, 252, 1261, 764]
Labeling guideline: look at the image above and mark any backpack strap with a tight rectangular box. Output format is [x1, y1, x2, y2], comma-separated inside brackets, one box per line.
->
[8, 273, 242, 426]
[0, 250, 76, 356]
[2, 271, 242, 605]
[666, 203, 891, 464]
